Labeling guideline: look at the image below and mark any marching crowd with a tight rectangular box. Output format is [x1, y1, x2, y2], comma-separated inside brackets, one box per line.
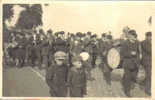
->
[3, 27, 152, 97]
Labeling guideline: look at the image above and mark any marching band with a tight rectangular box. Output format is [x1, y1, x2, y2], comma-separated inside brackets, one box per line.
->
[3, 27, 152, 97]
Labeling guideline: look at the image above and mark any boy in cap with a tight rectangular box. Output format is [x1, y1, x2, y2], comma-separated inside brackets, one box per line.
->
[67, 56, 87, 97]
[46, 51, 68, 97]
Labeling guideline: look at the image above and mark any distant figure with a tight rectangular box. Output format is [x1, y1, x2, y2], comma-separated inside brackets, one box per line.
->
[141, 31, 152, 96]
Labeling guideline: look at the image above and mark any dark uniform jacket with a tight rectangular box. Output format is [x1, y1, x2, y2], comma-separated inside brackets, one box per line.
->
[83, 38, 93, 54]
[46, 63, 68, 97]
[121, 39, 140, 70]
[141, 39, 152, 66]
[53, 38, 69, 53]
[70, 40, 84, 55]
[98, 40, 113, 59]
[41, 40, 49, 56]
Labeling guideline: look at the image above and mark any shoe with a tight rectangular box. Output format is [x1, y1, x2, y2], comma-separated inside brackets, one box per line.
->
[125, 91, 131, 97]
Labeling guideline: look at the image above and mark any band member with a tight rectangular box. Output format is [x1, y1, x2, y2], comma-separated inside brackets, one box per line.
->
[25, 35, 34, 66]
[67, 56, 87, 97]
[83, 32, 93, 66]
[53, 31, 69, 53]
[83, 32, 95, 81]
[46, 51, 68, 97]
[100, 34, 113, 86]
[15, 33, 27, 67]
[35, 32, 42, 67]
[40, 36, 50, 69]
[91, 34, 98, 68]
[121, 30, 140, 97]
[70, 33, 84, 56]
[141, 31, 152, 96]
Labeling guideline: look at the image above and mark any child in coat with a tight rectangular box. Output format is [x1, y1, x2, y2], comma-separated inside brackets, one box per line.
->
[46, 51, 68, 97]
[67, 56, 87, 97]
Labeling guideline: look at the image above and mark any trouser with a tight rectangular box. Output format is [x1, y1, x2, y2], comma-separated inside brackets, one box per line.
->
[122, 68, 138, 96]
[36, 51, 41, 66]
[70, 86, 85, 97]
[17, 58, 24, 67]
[84, 60, 94, 80]
[42, 55, 48, 68]
[91, 53, 97, 68]
[101, 62, 112, 85]
[100, 57, 112, 85]
[49, 85, 67, 97]
[143, 64, 151, 95]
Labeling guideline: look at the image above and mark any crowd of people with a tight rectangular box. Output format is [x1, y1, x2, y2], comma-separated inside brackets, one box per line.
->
[3, 26, 152, 97]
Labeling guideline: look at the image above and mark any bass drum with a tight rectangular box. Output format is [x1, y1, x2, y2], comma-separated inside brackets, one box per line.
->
[107, 47, 120, 69]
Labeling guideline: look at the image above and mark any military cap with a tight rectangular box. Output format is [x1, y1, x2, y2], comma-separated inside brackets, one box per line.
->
[87, 31, 92, 35]
[54, 51, 67, 60]
[102, 33, 106, 37]
[70, 33, 75, 37]
[59, 31, 65, 34]
[146, 31, 152, 37]
[72, 55, 82, 62]
[82, 33, 86, 37]
[91, 34, 97, 38]
[47, 29, 53, 33]
[76, 32, 83, 37]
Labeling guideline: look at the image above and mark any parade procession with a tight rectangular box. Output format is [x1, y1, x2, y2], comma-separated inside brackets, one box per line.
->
[2, 4, 152, 98]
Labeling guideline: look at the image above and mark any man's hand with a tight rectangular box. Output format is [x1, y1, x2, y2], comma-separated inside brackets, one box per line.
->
[131, 51, 136, 55]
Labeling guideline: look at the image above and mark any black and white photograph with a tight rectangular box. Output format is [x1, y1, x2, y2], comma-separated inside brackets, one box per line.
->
[2, 2, 153, 97]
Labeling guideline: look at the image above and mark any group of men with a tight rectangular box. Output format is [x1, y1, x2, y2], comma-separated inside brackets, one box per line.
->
[5, 29, 110, 69]
[4, 27, 152, 97]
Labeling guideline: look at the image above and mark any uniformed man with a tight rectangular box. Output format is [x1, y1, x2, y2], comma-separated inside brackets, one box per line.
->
[25, 34, 34, 66]
[141, 31, 152, 95]
[99, 34, 113, 86]
[91, 34, 98, 68]
[15, 33, 27, 67]
[40, 35, 50, 69]
[83, 32, 93, 64]
[46, 29, 55, 67]
[121, 29, 140, 97]
[83, 32, 95, 81]
[46, 51, 68, 97]
[35, 32, 42, 67]
[53, 31, 69, 53]
[70, 32, 84, 56]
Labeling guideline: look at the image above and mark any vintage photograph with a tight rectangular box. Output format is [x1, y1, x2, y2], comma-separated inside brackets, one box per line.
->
[2, 3, 153, 97]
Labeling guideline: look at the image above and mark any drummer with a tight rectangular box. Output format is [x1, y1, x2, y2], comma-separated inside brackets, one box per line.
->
[99, 34, 113, 86]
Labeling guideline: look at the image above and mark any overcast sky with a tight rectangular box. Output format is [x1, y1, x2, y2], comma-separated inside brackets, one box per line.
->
[42, 2, 154, 40]
[6, 2, 154, 40]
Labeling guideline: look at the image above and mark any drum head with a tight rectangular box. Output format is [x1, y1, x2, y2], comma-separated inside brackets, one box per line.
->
[107, 48, 120, 69]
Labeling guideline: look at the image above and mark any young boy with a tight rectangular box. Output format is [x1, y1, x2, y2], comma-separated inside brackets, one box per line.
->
[67, 56, 87, 97]
[46, 51, 68, 97]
